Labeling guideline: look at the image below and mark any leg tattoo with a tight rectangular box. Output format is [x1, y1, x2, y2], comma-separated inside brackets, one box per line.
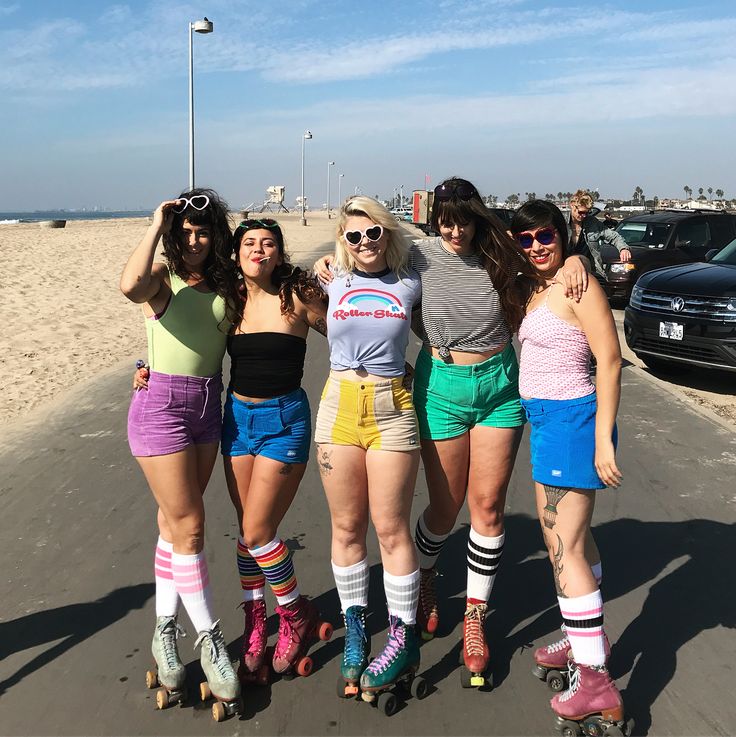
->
[317, 448, 333, 476]
[553, 534, 567, 597]
[279, 463, 293, 476]
[543, 484, 570, 530]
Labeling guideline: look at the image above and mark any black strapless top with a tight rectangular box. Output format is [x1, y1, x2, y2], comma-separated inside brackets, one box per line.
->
[227, 332, 307, 398]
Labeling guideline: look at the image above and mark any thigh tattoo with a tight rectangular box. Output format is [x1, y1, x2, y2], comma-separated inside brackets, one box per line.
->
[317, 447, 333, 476]
[543, 484, 570, 530]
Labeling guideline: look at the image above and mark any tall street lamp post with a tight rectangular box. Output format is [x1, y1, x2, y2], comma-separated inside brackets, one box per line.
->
[338, 173, 345, 210]
[300, 130, 313, 225]
[327, 161, 335, 219]
[188, 17, 213, 191]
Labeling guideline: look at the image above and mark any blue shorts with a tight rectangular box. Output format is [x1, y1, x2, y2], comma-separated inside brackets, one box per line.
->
[521, 393, 617, 490]
[221, 388, 311, 464]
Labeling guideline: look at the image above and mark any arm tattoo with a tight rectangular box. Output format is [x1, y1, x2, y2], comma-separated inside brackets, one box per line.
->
[313, 317, 328, 336]
[279, 463, 294, 476]
[553, 534, 567, 597]
[317, 448, 333, 476]
[543, 484, 570, 530]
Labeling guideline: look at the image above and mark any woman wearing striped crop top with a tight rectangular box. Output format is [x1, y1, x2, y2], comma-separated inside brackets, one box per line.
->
[511, 200, 626, 731]
[120, 189, 242, 710]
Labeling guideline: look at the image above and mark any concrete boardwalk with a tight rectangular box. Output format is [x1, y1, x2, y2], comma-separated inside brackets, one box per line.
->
[0, 332, 734, 735]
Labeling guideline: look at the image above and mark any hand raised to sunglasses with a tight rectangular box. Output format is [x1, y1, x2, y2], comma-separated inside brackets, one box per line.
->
[556, 254, 589, 302]
[151, 200, 184, 235]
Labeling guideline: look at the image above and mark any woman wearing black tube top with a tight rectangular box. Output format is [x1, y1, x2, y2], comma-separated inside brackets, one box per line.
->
[220, 218, 328, 681]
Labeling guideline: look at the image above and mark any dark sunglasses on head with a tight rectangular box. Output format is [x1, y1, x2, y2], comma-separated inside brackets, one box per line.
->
[239, 218, 279, 230]
[344, 224, 384, 246]
[433, 181, 479, 202]
[515, 227, 557, 249]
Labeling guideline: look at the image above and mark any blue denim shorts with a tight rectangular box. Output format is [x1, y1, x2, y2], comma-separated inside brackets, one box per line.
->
[221, 388, 311, 464]
[521, 392, 617, 490]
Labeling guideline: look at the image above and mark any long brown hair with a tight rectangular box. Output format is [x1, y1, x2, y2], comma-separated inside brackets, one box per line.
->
[430, 177, 536, 333]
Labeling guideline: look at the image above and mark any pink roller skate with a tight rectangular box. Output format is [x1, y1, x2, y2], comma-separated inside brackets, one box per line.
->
[272, 596, 333, 678]
[238, 599, 269, 686]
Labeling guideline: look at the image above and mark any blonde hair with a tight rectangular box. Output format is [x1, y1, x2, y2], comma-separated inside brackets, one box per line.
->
[570, 189, 594, 209]
[333, 196, 411, 275]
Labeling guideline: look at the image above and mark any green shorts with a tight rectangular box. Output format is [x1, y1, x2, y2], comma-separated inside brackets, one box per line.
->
[413, 344, 525, 440]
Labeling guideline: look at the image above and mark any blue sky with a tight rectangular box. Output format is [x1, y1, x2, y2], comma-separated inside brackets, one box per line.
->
[2, 0, 735, 210]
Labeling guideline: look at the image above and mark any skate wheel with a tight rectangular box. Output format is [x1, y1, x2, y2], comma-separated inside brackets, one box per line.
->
[559, 720, 583, 737]
[420, 630, 434, 642]
[199, 681, 211, 702]
[410, 676, 428, 700]
[532, 664, 548, 681]
[318, 621, 333, 641]
[377, 691, 398, 716]
[145, 670, 158, 689]
[296, 655, 313, 677]
[155, 688, 169, 710]
[546, 669, 565, 692]
[212, 701, 226, 722]
[361, 690, 375, 703]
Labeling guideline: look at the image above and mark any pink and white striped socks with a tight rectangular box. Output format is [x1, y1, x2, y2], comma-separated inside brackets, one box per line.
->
[171, 549, 215, 633]
[558, 589, 606, 666]
[154, 537, 179, 617]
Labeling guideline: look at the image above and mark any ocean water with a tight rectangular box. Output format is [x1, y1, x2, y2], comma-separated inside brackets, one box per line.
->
[0, 210, 149, 224]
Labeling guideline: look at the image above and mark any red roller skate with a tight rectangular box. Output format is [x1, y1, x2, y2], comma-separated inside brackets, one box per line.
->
[416, 567, 439, 641]
[551, 663, 633, 736]
[533, 626, 611, 693]
[460, 599, 490, 689]
[272, 596, 333, 678]
[238, 599, 269, 686]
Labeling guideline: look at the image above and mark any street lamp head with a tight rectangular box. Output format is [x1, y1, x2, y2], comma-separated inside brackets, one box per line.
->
[304, 130, 313, 140]
[339, 173, 344, 178]
[329, 161, 335, 166]
[192, 18, 213, 33]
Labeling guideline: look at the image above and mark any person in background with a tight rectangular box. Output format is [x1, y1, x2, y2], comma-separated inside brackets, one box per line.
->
[568, 190, 631, 279]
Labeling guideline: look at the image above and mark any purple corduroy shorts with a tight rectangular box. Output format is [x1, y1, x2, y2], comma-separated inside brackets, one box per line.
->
[127, 371, 223, 457]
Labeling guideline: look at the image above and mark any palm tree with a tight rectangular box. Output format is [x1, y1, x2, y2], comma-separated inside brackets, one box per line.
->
[716, 189, 724, 200]
[698, 187, 704, 196]
[557, 191, 563, 202]
[707, 187, 713, 200]
[507, 193, 519, 205]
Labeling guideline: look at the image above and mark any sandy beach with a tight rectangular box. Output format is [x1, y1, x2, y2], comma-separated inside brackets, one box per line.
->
[0, 210, 340, 427]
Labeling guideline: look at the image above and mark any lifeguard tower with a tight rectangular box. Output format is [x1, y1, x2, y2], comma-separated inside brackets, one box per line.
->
[257, 186, 289, 213]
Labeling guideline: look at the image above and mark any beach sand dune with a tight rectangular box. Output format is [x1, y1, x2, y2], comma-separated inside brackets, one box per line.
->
[2, 211, 342, 427]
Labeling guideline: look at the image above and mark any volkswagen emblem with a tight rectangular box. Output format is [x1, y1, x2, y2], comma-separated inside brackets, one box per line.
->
[670, 297, 685, 312]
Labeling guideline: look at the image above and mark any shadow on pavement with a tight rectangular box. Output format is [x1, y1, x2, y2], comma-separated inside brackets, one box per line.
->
[0, 583, 153, 696]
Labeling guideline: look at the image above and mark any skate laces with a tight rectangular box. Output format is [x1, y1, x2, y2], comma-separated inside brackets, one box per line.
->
[240, 600, 267, 657]
[559, 661, 580, 703]
[463, 601, 487, 656]
[194, 621, 230, 678]
[158, 617, 186, 669]
[274, 600, 307, 657]
[366, 617, 405, 675]
[343, 608, 367, 666]
[419, 568, 438, 616]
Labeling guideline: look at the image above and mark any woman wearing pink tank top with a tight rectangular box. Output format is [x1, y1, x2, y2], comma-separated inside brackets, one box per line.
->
[511, 200, 630, 736]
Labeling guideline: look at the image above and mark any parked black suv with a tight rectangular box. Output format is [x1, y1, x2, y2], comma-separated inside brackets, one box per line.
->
[623, 237, 736, 372]
[598, 210, 736, 301]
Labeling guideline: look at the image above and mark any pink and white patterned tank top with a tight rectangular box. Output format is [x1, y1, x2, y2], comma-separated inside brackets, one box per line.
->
[518, 285, 595, 400]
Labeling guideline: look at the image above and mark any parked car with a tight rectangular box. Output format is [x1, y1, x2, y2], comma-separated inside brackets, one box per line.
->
[390, 208, 413, 222]
[623, 237, 736, 372]
[598, 210, 736, 301]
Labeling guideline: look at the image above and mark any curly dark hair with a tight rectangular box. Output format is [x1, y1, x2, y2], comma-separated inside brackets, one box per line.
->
[230, 218, 325, 328]
[161, 187, 239, 320]
[430, 177, 536, 333]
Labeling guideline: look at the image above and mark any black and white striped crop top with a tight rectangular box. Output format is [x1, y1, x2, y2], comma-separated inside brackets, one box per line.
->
[409, 237, 510, 353]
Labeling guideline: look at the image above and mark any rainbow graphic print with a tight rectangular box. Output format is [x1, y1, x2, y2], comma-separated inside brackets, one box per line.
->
[333, 288, 407, 321]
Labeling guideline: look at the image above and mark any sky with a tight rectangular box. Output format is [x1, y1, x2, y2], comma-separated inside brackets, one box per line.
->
[2, 0, 736, 211]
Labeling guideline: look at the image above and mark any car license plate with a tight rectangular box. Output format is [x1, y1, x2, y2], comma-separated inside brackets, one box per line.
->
[659, 321, 683, 340]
